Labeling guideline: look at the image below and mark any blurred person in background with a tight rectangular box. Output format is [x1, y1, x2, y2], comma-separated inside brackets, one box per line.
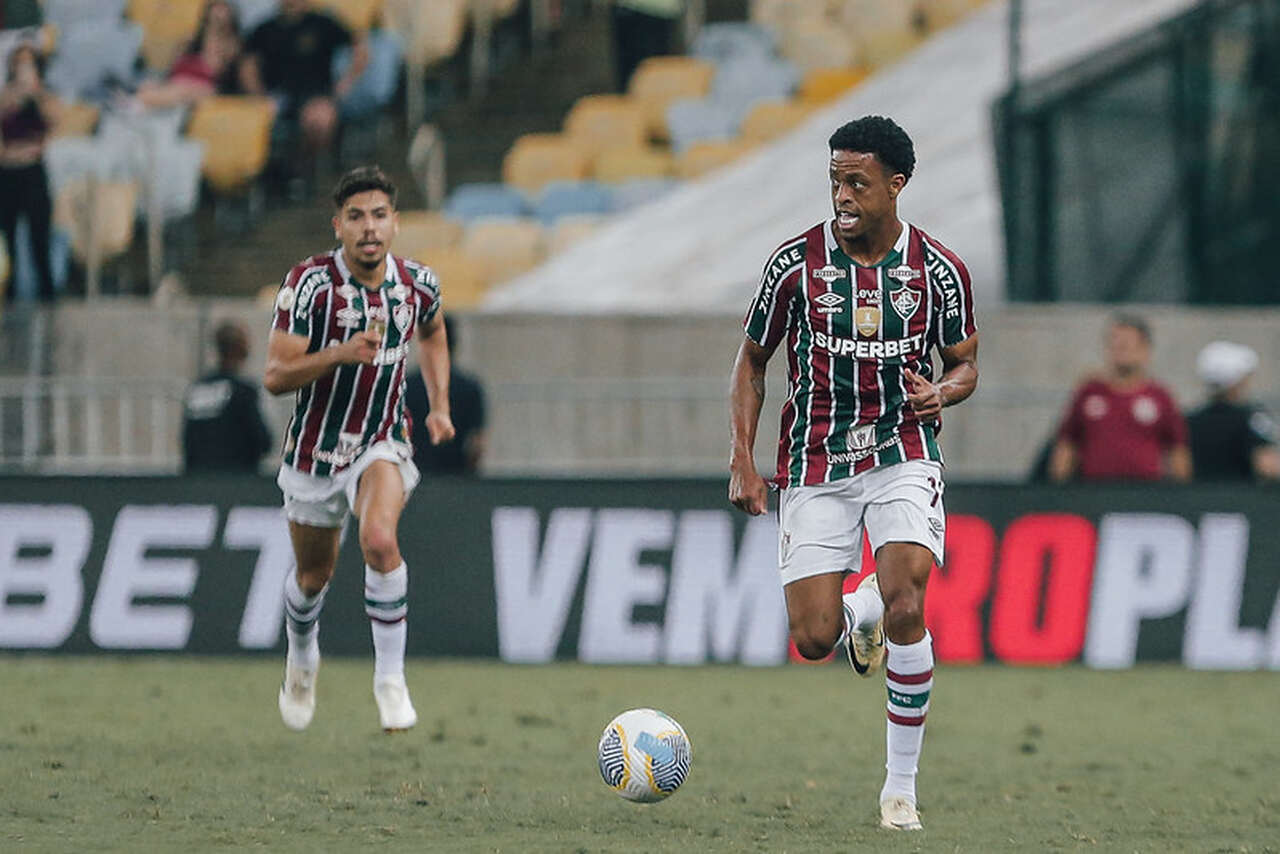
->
[612, 0, 683, 90]
[182, 319, 272, 473]
[404, 314, 487, 476]
[239, 0, 367, 186]
[133, 0, 244, 109]
[0, 42, 54, 303]
[1049, 314, 1191, 482]
[1186, 341, 1279, 482]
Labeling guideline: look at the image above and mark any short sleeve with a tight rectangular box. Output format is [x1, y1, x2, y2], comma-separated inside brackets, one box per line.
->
[1159, 391, 1189, 448]
[926, 241, 977, 347]
[271, 265, 328, 339]
[744, 239, 803, 350]
[412, 265, 441, 325]
[1247, 409, 1278, 449]
[1056, 386, 1087, 444]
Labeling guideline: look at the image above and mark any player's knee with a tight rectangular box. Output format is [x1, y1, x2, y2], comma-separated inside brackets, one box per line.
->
[883, 588, 925, 638]
[790, 623, 838, 661]
[359, 522, 400, 571]
[295, 565, 331, 595]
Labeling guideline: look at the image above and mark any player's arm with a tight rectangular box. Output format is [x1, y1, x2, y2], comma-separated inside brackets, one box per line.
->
[1048, 439, 1078, 482]
[729, 336, 775, 516]
[263, 329, 377, 395]
[416, 312, 456, 445]
[1165, 444, 1192, 482]
[904, 334, 979, 423]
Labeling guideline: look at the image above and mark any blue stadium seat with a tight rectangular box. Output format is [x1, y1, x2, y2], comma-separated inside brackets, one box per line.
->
[42, 0, 127, 29]
[231, 0, 280, 34]
[711, 57, 801, 115]
[443, 183, 528, 221]
[45, 21, 144, 100]
[691, 22, 775, 66]
[665, 97, 741, 154]
[610, 178, 679, 212]
[532, 181, 613, 225]
[335, 29, 404, 120]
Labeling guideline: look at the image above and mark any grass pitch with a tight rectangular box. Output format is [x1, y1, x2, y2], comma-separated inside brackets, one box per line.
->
[1, 658, 1276, 853]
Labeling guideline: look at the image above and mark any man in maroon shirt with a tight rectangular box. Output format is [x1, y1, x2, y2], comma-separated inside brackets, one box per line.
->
[1049, 315, 1191, 482]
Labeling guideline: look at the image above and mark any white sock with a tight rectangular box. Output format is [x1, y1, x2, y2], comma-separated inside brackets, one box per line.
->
[284, 569, 327, 670]
[881, 631, 934, 806]
[837, 576, 885, 646]
[365, 563, 408, 677]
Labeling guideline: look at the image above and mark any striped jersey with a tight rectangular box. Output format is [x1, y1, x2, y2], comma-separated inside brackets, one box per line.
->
[271, 247, 441, 477]
[744, 220, 977, 487]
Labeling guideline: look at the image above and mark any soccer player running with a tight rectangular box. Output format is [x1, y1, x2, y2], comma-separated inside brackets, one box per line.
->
[264, 166, 455, 732]
[729, 116, 978, 831]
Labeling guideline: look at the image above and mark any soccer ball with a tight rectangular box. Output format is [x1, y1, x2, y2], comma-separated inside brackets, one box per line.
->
[597, 708, 692, 803]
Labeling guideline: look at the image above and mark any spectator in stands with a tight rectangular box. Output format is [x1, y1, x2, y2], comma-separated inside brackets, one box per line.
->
[611, 0, 683, 91]
[133, 0, 243, 109]
[0, 42, 54, 303]
[404, 314, 487, 475]
[1049, 314, 1191, 482]
[238, 0, 367, 172]
[182, 319, 272, 473]
[1186, 341, 1279, 482]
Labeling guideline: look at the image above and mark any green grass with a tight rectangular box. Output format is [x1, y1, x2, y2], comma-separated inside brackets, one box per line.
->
[0, 658, 1276, 853]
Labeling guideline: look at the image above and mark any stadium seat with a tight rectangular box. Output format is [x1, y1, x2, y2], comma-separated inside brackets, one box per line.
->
[418, 246, 488, 308]
[664, 97, 741, 154]
[501, 133, 593, 196]
[691, 22, 775, 65]
[547, 214, 605, 255]
[460, 217, 545, 286]
[675, 139, 757, 179]
[53, 178, 139, 265]
[798, 67, 868, 104]
[627, 55, 715, 140]
[610, 177, 679, 211]
[49, 99, 101, 138]
[186, 96, 275, 193]
[231, 0, 279, 34]
[739, 98, 815, 143]
[776, 20, 861, 72]
[317, 0, 384, 32]
[838, 0, 919, 35]
[443, 182, 528, 221]
[42, 0, 127, 30]
[45, 21, 144, 100]
[591, 146, 674, 184]
[916, 0, 983, 31]
[532, 181, 613, 225]
[563, 95, 649, 155]
[711, 56, 801, 115]
[128, 0, 204, 71]
[394, 210, 464, 260]
[334, 29, 404, 119]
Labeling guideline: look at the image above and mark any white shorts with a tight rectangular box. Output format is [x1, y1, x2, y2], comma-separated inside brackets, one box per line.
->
[277, 440, 420, 528]
[777, 460, 945, 586]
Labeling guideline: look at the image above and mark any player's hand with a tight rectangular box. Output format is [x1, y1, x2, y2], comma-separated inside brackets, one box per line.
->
[729, 460, 769, 516]
[424, 411, 455, 445]
[903, 367, 942, 423]
[337, 331, 380, 366]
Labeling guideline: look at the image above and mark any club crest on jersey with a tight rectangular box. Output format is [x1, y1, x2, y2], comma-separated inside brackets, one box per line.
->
[847, 423, 875, 451]
[814, 291, 845, 315]
[855, 306, 881, 337]
[394, 302, 413, 334]
[890, 286, 921, 320]
[887, 264, 921, 283]
[813, 264, 846, 283]
[336, 307, 362, 328]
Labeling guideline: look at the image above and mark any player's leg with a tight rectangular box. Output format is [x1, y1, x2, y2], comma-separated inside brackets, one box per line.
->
[353, 459, 416, 731]
[279, 521, 341, 731]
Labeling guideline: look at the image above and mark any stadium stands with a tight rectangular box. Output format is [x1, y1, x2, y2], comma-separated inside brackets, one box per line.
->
[443, 183, 528, 221]
[532, 181, 613, 226]
[501, 134, 593, 196]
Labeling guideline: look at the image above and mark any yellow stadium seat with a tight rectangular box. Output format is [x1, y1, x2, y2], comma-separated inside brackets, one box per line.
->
[502, 133, 593, 196]
[798, 67, 868, 104]
[460, 217, 545, 286]
[916, 0, 980, 31]
[317, 0, 384, 33]
[547, 214, 605, 255]
[53, 179, 139, 263]
[128, 0, 205, 71]
[383, 0, 468, 67]
[395, 211, 464, 260]
[675, 139, 756, 180]
[419, 247, 488, 309]
[186, 96, 275, 193]
[838, 0, 918, 35]
[563, 94, 648, 154]
[591, 145, 674, 184]
[750, 0, 820, 32]
[627, 55, 715, 139]
[739, 99, 815, 143]
[858, 28, 921, 69]
[777, 20, 860, 72]
[50, 99, 100, 137]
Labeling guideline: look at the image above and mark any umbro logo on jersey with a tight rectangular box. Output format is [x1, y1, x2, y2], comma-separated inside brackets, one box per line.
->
[814, 291, 845, 314]
[813, 264, 847, 283]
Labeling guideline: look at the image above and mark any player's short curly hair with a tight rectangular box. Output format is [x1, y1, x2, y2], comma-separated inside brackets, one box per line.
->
[333, 165, 398, 209]
[828, 116, 915, 181]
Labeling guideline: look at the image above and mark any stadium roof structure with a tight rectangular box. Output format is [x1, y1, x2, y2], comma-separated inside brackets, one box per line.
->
[484, 0, 1197, 314]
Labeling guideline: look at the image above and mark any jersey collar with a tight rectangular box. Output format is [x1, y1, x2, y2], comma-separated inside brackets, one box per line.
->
[334, 247, 400, 289]
[825, 218, 909, 268]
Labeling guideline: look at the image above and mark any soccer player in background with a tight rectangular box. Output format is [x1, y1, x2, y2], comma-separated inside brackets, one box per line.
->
[263, 166, 454, 732]
[729, 116, 978, 831]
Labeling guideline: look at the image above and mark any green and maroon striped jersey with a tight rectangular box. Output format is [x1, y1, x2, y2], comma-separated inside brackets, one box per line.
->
[270, 247, 441, 477]
[744, 220, 977, 487]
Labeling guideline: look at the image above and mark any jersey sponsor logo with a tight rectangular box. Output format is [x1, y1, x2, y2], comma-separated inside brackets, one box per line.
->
[926, 251, 963, 319]
[372, 340, 411, 366]
[366, 304, 389, 323]
[336, 307, 362, 329]
[276, 286, 295, 312]
[890, 286, 921, 320]
[296, 276, 323, 314]
[813, 329, 924, 360]
[813, 264, 846, 283]
[337, 283, 359, 301]
[888, 264, 921, 283]
[759, 245, 805, 306]
[848, 423, 875, 451]
[827, 434, 899, 465]
[856, 288, 882, 303]
[814, 291, 845, 315]
[855, 306, 881, 337]
[1084, 395, 1108, 420]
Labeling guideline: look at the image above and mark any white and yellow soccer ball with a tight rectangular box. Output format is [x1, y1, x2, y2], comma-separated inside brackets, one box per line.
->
[597, 708, 692, 803]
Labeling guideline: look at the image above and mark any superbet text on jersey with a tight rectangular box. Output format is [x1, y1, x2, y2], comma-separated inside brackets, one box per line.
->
[271, 248, 440, 477]
[744, 220, 976, 487]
